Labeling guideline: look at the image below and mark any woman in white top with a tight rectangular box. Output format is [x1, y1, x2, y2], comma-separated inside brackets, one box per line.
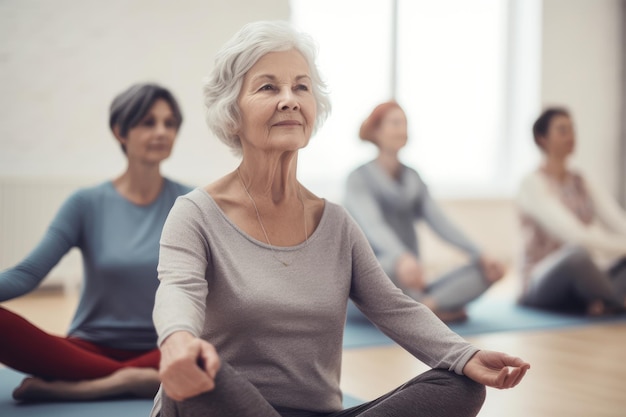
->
[517, 107, 626, 315]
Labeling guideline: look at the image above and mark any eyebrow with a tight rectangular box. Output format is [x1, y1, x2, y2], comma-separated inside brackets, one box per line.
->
[251, 74, 312, 83]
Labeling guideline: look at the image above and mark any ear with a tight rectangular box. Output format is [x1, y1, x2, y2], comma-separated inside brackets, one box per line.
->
[112, 125, 127, 146]
[537, 135, 547, 148]
[370, 127, 381, 147]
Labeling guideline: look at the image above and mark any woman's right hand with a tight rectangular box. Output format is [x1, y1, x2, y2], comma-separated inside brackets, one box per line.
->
[396, 253, 426, 291]
[159, 331, 221, 401]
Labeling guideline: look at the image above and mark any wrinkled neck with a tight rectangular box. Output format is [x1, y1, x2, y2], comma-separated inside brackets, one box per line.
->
[237, 150, 300, 203]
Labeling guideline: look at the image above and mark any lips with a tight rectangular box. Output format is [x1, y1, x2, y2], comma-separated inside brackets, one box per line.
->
[272, 120, 302, 127]
[149, 144, 170, 151]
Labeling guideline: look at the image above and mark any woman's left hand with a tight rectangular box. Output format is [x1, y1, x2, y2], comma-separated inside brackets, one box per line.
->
[479, 255, 505, 283]
[463, 350, 530, 389]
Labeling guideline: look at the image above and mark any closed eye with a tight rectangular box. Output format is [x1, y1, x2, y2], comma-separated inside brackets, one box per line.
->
[295, 84, 310, 91]
[140, 118, 156, 127]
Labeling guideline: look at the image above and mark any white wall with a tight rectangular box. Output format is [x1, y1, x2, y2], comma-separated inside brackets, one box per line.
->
[0, 0, 624, 287]
[541, 0, 623, 196]
[0, 0, 289, 287]
[424, 0, 625, 273]
[0, 0, 289, 185]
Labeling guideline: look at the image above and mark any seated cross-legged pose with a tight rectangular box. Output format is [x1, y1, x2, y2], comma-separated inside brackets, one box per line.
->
[151, 21, 530, 417]
[517, 107, 626, 315]
[0, 83, 192, 401]
[345, 101, 505, 322]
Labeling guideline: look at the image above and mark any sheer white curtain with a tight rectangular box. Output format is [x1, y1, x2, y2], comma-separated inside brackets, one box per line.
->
[291, 0, 540, 201]
[291, 0, 393, 202]
[396, 0, 507, 194]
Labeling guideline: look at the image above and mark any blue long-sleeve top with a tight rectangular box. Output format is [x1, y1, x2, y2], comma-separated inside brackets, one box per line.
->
[344, 161, 481, 281]
[0, 179, 192, 350]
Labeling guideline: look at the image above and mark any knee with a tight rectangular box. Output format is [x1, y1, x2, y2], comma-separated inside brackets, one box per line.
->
[425, 370, 486, 417]
[446, 371, 487, 416]
[454, 374, 486, 415]
[0, 306, 21, 332]
[159, 392, 178, 417]
[561, 246, 595, 269]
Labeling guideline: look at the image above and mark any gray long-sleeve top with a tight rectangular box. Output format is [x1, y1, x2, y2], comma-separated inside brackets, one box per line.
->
[345, 161, 481, 279]
[152, 189, 478, 413]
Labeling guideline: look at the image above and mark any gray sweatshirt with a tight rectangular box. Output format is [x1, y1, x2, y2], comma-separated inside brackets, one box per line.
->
[345, 161, 481, 279]
[152, 189, 478, 413]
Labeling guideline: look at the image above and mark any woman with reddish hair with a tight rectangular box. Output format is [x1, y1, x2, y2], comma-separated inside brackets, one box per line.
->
[345, 101, 504, 322]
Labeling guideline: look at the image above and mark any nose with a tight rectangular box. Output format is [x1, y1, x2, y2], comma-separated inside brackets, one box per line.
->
[155, 121, 169, 137]
[277, 87, 299, 111]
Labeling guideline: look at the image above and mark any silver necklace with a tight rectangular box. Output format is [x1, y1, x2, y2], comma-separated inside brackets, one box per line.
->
[237, 168, 308, 266]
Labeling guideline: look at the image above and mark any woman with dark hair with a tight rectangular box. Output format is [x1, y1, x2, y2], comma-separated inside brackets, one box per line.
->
[517, 107, 626, 314]
[0, 83, 192, 401]
[344, 101, 505, 322]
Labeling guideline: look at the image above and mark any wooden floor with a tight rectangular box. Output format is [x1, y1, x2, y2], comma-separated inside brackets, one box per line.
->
[3, 290, 626, 417]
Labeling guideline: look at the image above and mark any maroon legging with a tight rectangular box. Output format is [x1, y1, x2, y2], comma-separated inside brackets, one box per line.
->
[0, 306, 159, 381]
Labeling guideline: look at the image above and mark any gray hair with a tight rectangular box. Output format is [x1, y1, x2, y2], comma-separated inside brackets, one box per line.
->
[109, 83, 183, 153]
[203, 21, 331, 155]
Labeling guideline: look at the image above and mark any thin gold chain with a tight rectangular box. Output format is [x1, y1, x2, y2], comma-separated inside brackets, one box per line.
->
[236, 168, 308, 266]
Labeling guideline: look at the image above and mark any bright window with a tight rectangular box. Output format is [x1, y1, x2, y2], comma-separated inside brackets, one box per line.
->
[291, 0, 540, 200]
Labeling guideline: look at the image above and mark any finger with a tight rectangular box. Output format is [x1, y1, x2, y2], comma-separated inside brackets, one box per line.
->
[163, 354, 216, 399]
[505, 356, 531, 369]
[492, 353, 523, 367]
[205, 352, 221, 380]
[201, 344, 221, 379]
[494, 367, 508, 388]
[502, 367, 521, 389]
[172, 366, 215, 399]
[511, 365, 529, 387]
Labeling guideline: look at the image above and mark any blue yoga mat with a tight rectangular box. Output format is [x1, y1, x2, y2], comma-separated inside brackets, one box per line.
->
[0, 368, 153, 417]
[343, 297, 626, 349]
[0, 368, 363, 416]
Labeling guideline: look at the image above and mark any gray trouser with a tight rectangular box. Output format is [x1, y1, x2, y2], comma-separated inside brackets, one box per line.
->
[420, 259, 492, 311]
[158, 362, 485, 417]
[520, 246, 626, 313]
[346, 260, 490, 322]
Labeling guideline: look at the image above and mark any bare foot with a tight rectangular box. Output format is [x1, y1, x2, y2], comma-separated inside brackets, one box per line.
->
[110, 367, 161, 398]
[13, 377, 46, 401]
[587, 300, 605, 316]
[12, 368, 160, 402]
[479, 256, 506, 283]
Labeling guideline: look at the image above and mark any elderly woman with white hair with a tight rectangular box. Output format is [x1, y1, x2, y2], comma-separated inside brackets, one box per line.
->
[152, 21, 530, 417]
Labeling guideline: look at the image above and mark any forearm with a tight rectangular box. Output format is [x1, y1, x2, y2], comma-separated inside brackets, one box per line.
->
[350, 223, 478, 374]
[421, 195, 481, 256]
[0, 267, 42, 301]
[519, 174, 626, 257]
[0, 228, 72, 301]
[154, 283, 207, 346]
[588, 181, 626, 235]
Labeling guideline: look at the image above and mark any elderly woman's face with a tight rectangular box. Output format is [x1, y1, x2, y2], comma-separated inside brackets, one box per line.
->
[237, 49, 316, 154]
